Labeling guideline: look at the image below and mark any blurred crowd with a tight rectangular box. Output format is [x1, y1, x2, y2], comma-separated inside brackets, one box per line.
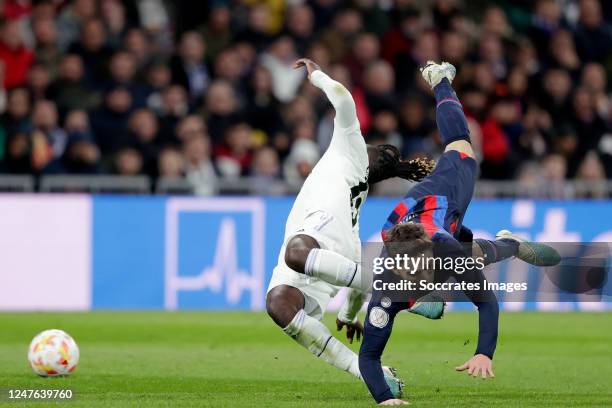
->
[0, 0, 611, 195]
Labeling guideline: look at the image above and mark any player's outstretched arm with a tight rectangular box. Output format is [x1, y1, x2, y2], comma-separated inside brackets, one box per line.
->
[359, 301, 406, 404]
[455, 267, 499, 379]
[294, 58, 357, 128]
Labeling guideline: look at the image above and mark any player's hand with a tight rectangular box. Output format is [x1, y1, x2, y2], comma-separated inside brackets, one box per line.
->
[379, 398, 408, 405]
[293, 58, 320, 77]
[336, 318, 363, 344]
[455, 354, 495, 379]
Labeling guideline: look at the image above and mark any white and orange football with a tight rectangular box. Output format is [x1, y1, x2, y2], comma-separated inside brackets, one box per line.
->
[28, 329, 79, 376]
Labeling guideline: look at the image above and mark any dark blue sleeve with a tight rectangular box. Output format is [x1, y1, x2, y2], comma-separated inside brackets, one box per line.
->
[358, 297, 403, 403]
[473, 298, 499, 358]
[456, 225, 473, 243]
[434, 232, 499, 358]
[456, 267, 499, 359]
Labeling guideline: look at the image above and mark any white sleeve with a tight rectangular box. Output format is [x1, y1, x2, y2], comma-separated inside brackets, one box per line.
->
[310, 70, 358, 129]
[337, 288, 365, 323]
[310, 70, 368, 174]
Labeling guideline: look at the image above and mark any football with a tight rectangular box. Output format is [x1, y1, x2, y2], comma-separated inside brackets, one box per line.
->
[28, 329, 79, 377]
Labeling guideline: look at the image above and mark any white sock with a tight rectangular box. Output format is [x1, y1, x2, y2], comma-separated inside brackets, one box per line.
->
[304, 248, 362, 289]
[283, 309, 361, 380]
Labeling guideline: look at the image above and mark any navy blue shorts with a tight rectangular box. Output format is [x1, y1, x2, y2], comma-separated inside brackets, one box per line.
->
[381, 150, 478, 240]
[406, 150, 477, 221]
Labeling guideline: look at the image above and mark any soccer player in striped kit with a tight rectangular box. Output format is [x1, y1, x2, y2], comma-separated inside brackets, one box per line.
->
[357, 61, 560, 405]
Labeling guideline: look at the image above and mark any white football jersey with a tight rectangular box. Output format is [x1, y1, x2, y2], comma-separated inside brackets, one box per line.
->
[284, 119, 369, 262]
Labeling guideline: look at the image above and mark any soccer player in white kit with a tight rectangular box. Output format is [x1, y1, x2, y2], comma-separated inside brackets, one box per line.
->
[266, 58, 433, 396]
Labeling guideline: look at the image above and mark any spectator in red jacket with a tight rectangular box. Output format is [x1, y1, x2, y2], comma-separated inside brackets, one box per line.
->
[0, 19, 34, 89]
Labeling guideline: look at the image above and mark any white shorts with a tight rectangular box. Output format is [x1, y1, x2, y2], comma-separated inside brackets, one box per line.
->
[267, 208, 359, 321]
[267, 264, 339, 321]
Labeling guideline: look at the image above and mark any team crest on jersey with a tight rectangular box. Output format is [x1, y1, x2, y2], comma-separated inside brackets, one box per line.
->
[369, 307, 389, 328]
[381, 297, 392, 308]
[400, 213, 416, 224]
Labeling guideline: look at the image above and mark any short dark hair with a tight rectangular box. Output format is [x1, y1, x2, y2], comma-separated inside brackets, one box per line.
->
[383, 222, 434, 279]
[383, 222, 432, 258]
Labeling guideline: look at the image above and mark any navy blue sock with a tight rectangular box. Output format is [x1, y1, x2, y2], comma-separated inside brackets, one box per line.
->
[475, 238, 519, 266]
[434, 79, 470, 146]
[434, 78, 458, 101]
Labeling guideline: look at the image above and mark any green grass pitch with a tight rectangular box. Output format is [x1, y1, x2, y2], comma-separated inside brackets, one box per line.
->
[0, 311, 610, 407]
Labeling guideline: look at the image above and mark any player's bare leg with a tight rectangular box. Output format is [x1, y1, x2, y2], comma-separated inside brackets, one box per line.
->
[445, 139, 475, 159]
[266, 285, 305, 328]
[283, 234, 319, 274]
